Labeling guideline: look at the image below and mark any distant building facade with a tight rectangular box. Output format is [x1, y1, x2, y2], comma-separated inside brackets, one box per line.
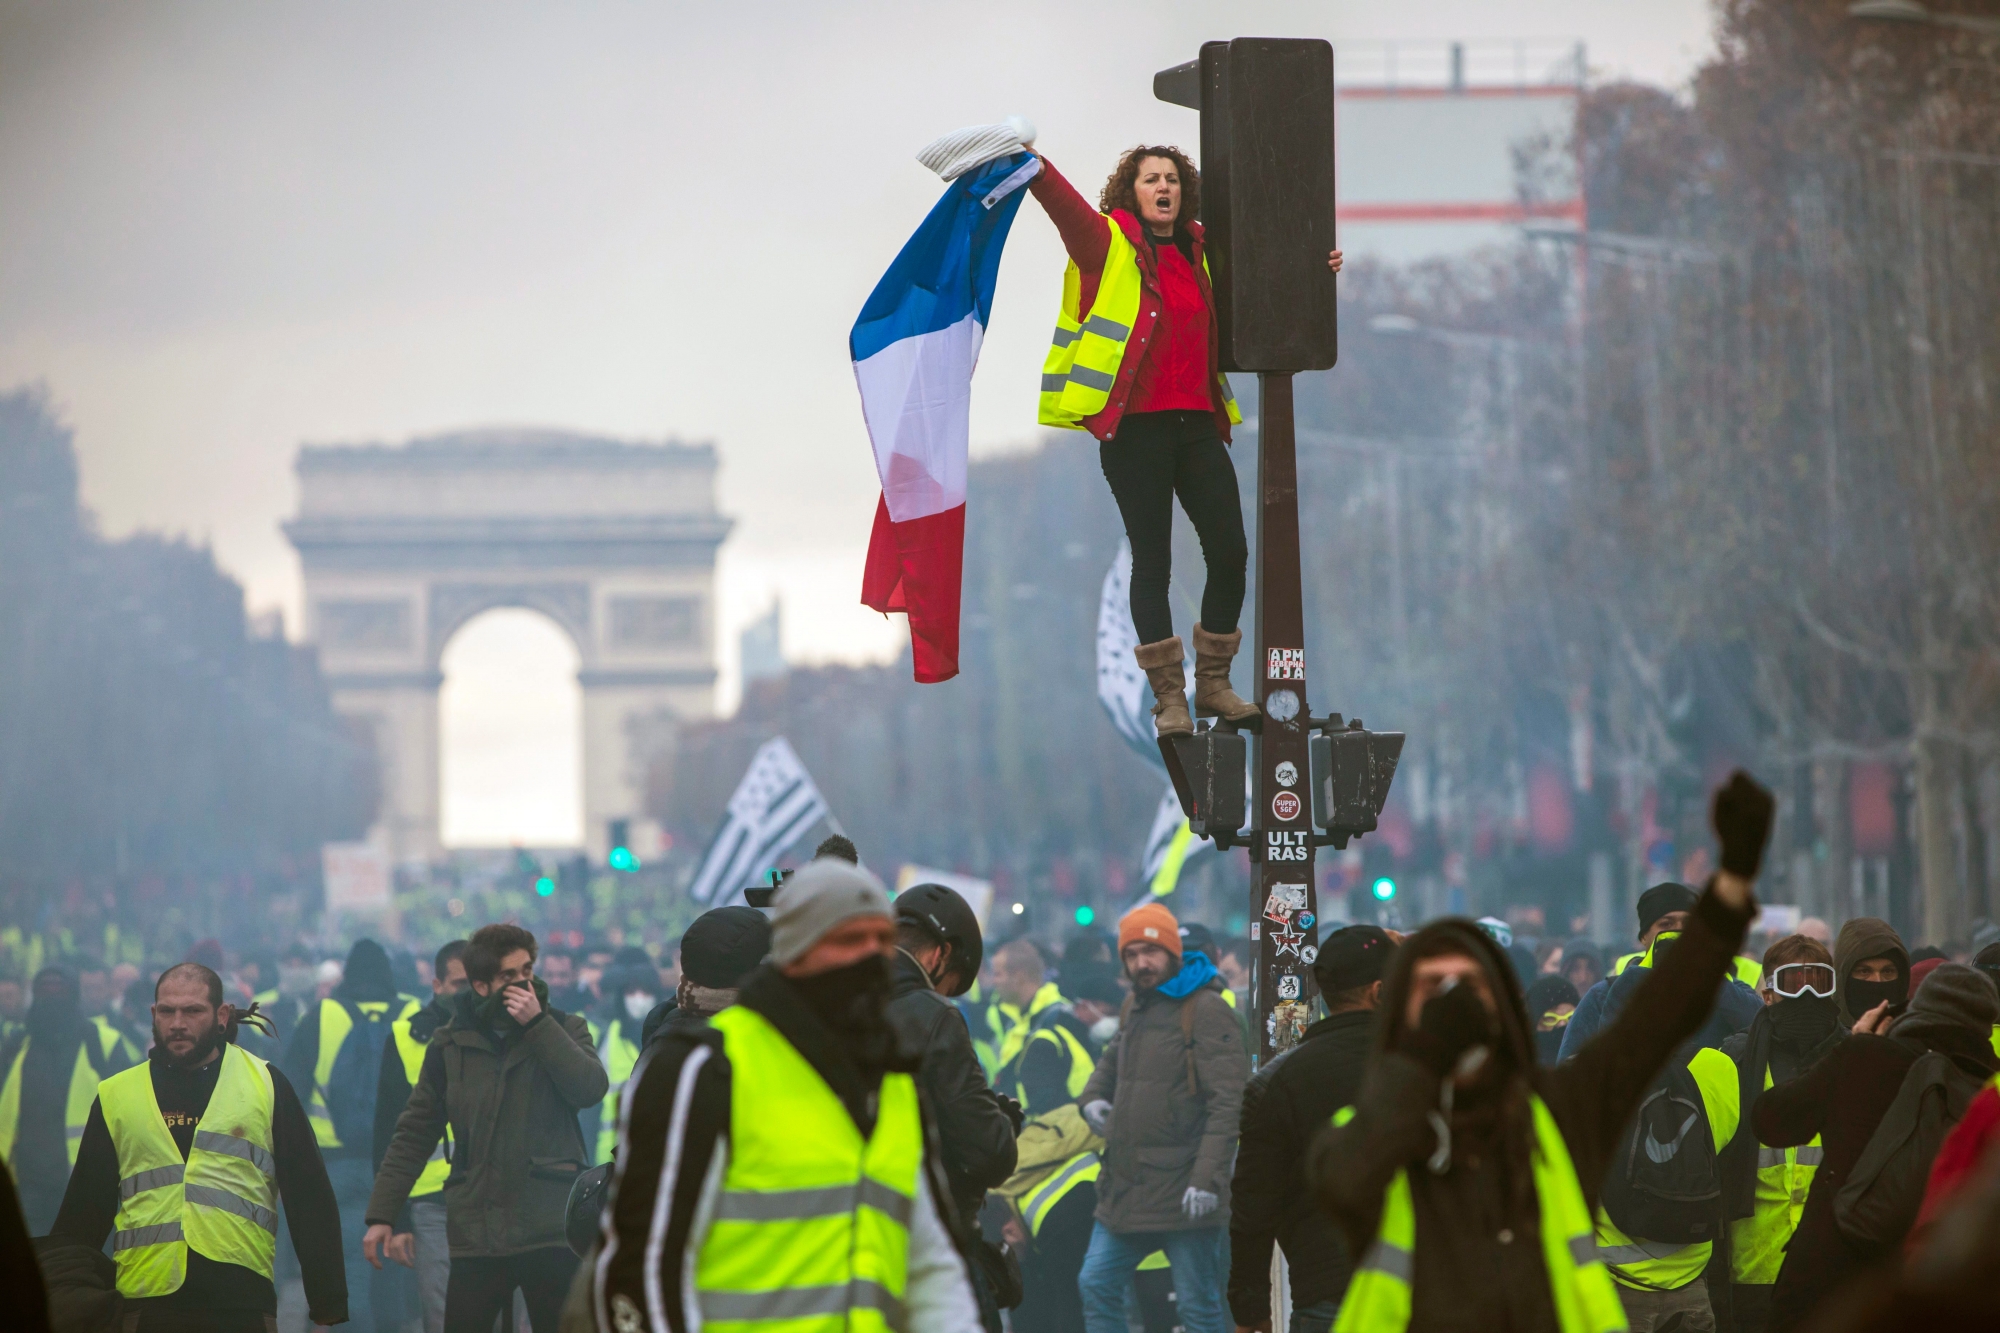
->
[285, 428, 730, 862]
[1335, 39, 1585, 263]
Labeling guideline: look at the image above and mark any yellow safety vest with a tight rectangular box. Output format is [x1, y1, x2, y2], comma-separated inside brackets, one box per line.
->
[307, 997, 417, 1148]
[1037, 218, 1241, 431]
[1332, 1096, 1627, 1333]
[1594, 1047, 1739, 1291]
[993, 983, 1066, 1070]
[1021, 1149, 1100, 1237]
[390, 1014, 451, 1197]
[0, 1019, 127, 1164]
[1610, 944, 1759, 989]
[1730, 1067, 1820, 1285]
[101, 1044, 279, 1298]
[695, 1004, 922, 1332]
[593, 1017, 643, 1166]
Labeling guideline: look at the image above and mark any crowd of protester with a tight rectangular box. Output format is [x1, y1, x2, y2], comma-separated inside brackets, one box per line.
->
[8, 784, 2000, 1333]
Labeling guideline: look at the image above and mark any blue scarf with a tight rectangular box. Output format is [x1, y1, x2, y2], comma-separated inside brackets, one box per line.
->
[1157, 950, 1219, 999]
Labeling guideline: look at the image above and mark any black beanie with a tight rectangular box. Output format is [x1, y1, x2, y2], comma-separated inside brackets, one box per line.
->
[1313, 925, 1395, 993]
[680, 907, 772, 989]
[1635, 883, 1698, 938]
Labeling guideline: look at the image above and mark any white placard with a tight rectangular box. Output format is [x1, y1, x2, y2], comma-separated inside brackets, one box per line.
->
[323, 842, 392, 912]
[895, 865, 995, 928]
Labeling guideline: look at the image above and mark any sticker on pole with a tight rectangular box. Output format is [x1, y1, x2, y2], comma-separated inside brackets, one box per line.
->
[1275, 760, 1298, 788]
[1267, 648, 1305, 681]
[1272, 790, 1302, 822]
[1277, 973, 1301, 1000]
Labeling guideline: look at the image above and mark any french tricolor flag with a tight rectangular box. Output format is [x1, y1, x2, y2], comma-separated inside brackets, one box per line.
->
[853, 151, 1041, 683]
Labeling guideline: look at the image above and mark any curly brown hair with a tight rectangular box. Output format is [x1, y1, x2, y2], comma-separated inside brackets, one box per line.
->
[1099, 144, 1201, 230]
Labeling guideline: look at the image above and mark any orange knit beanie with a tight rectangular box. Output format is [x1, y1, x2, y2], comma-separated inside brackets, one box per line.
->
[1118, 903, 1182, 959]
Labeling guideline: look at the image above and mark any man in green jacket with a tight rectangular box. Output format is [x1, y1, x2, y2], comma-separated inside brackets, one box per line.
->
[362, 922, 607, 1333]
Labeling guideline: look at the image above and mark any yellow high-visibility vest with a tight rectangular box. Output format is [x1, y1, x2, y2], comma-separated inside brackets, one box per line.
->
[306, 996, 417, 1148]
[1609, 942, 1760, 989]
[1037, 218, 1241, 430]
[1332, 1096, 1627, 1333]
[1594, 1046, 1739, 1292]
[101, 1044, 279, 1298]
[1730, 1066, 1820, 1284]
[1021, 1149, 1100, 1237]
[390, 1013, 451, 1197]
[0, 1020, 128, 1164]
[694, 1004, 921, 1332]
[593, 1018, 642, 1166]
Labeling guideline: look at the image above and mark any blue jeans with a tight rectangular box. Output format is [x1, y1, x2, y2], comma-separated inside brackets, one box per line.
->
[326, 1155, 379, 1333]
[1078, 1222, 1229, 1333]
[1291, 1298, 1341, 1333]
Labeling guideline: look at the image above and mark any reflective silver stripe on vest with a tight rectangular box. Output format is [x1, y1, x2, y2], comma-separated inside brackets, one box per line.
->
[1597, 1244, 1659, 1266]
[1795, 1145, 1825, 1165]
[1568, 1234, 1603, 1267]
[1081, 315, 1132, 342]
[195, 1130, 277, 1179]
[713, 1179, 913, 1226]
[120, 1164, 186, 1201]
[67, 1125, 88, 1139]
[1024, 1152, 1100, 1221]
[113, 1220, 184, 1252]
[1041, 373, 1071, 393]
[1051, 326, 1080, 348]
[1066, 365, 1115, 392]
[184, 1184, 278, 1234]
[1757, 1147, 1787, 1168]
[1358, 1238, 1413, 1283]
[700, 1280, 907, 1329]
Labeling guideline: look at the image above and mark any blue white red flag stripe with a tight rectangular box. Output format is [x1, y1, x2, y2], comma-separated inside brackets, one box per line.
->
[854, 152, 1039, 683]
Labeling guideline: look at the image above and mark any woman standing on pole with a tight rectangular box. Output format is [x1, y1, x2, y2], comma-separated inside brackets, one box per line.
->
[1025, 145, 1341, 736]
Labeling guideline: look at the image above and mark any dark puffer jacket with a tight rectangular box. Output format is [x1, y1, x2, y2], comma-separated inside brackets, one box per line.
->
[1080, 973, 1247, 1232]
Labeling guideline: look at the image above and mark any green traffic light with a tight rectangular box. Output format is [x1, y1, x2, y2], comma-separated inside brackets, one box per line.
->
[608, 847, 639, 872]
[535, 876, 554, 897]
[1074, 905, 1095, 926]
[1371, 877, 1397, 901]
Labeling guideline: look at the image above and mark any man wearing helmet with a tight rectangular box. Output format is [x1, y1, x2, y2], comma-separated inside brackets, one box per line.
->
[888, 882, 1024, 1333]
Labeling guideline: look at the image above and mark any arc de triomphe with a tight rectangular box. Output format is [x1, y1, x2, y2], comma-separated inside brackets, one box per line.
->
[286, 429, 730, 862]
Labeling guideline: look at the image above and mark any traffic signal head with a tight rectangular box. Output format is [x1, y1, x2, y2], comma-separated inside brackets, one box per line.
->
[535, 876, 555, 897]
[608, 847, 639, 872]
[1075, 905, 1096, 926]
[1371, 876, 1397, 902]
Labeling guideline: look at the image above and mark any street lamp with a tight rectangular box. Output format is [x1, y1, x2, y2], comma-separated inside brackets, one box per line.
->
[1848, 0, 2000, 36]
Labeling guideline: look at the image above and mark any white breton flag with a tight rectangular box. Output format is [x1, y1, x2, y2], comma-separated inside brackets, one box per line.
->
[1096, 540, 1176, 764]
[687, 738, 833, 906]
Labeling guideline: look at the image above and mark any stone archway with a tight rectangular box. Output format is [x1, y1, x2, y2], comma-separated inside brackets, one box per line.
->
[286, 428, 731, 862]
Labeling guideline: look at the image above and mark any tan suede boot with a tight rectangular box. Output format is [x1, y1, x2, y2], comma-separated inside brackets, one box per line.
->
[1191, 623, 1260, 721]
[1133, 637, 1194, 737]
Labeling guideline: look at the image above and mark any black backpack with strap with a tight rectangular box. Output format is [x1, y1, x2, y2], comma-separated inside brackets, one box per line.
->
[1601, 1057, 1724, 1245]
[1835, 1049, 1985, 1249]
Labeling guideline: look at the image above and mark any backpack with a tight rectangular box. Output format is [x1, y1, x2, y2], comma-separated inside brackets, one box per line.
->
[324, 1000, 395, 1147]
[1601, 1059, 1723, 1245]
[1834, 1049, 1984, 1249]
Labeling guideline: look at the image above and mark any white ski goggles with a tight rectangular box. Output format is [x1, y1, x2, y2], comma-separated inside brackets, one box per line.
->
[1770, 962, 1836, 999]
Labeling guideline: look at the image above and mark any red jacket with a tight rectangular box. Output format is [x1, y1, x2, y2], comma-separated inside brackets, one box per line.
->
[1027, 158, 1235, 444]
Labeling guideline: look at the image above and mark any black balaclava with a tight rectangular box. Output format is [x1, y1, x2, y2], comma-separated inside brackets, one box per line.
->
[1834, 917, 1910, 1025]
[335, 938, 399, 1003]
[25, 965, 82, 1043]
[788, 954, 896, 1071]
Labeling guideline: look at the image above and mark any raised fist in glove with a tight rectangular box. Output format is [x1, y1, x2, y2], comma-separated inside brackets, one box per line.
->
[1711, 769, 1775, 881]
[995, 1091, 1026, 1135]
[1082, 1099, 1112, 1136]
[1182, 1186, 1219, 1220]
[1402, 977, 1495, 1081]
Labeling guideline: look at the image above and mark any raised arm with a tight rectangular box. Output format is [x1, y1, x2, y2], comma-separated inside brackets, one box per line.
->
[1025, 156, 1111, 274]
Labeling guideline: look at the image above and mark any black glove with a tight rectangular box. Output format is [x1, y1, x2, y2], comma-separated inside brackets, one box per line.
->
[995, 1091, 1025, 1134]
[1402, 981, 1493, 1079]
[1711, 769, 1775, 880]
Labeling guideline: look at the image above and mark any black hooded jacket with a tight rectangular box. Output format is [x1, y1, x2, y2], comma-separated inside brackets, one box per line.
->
[279, 939, 406, 1160]
[1310, 885, 1753, 1333]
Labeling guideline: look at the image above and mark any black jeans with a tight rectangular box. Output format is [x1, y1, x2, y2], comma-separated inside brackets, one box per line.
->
[441, 1247, 577, 1333]
[1018, 1184, 1096, 1333]
[1099, 411, 1248, 645]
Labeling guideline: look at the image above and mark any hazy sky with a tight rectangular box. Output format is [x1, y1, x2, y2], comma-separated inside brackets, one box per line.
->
[0, 2, 1714, 842]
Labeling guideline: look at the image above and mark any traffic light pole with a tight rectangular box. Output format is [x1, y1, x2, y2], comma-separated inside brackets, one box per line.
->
[1246, 372, 1320, 1063]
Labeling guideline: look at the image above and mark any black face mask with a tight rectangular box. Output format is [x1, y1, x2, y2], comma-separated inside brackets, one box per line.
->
[1845, 975, 1908, 1022]
[789, 954, 893, 1033]
[1771, 995, 1839, 1044]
